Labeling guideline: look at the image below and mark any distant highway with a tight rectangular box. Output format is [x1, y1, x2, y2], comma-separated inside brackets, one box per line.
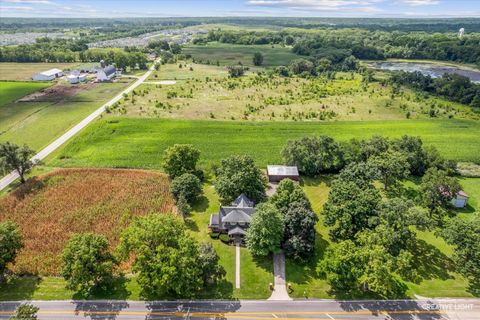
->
[0, 299, 479, 320]
[0, 59, 159, 192]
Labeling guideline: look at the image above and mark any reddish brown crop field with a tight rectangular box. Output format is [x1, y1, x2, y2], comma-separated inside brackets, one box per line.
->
[0, 168, 175, 275]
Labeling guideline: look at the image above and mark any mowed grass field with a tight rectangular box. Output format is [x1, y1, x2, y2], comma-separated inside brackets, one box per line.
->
[0, 81, 131, 150]
[183, 43, 301, 67]
[0, 168, 176, 276]
[0, 63, 79, 81]
[0, 81, 51, 107]
[50, 118, 480, 170]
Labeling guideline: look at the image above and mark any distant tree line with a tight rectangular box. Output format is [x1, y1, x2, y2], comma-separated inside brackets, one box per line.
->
[0, 38, 148, 70]
[193, 29, 480, 65]
[389, 71, 480, 108]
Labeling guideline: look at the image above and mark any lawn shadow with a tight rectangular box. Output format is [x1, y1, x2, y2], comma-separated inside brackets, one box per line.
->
[73, 300, 129, 320]
[10, 176, 46, 201]
[457, 203, 476, 214]
[75, 275, 131, 301]
[0, 275, 40, 300]
[185, 216, 200, 232]
[406, 239, 454, 283]
[387, 177, 421, 200]
[285, 231, 329, 285]
[251, 254, 274, 275]
[338, 299, 444, 320]
[191, 195, 210, 213]
[198, 278, 235, 299]
[300, 174, 335, 188]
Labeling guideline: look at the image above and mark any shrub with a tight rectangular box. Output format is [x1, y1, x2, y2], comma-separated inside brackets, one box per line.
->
[170, 173, 202, 203]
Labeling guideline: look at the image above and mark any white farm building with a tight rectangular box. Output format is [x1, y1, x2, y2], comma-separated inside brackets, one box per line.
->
[96, 65, 116, 82]
[32, 68, 63, 81]
[67, 74, 87, 84]
[452, 191, 469, 208]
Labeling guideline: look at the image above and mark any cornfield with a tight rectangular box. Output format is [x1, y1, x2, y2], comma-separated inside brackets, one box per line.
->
[0, 168, 176, 275]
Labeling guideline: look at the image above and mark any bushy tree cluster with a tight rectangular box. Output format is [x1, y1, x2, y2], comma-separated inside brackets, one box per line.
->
[214, 155, 267, 204]
[118, 214, 224, 298]
[0, 221, 23, 282]
[390, 71, 480, 108]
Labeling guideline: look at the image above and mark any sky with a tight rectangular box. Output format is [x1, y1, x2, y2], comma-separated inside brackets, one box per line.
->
[0, 0, 479, 18]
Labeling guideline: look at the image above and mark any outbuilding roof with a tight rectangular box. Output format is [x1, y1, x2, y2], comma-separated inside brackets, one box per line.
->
[39, 68, 63, 76]
[457, 190, 469, 198]
[267, 165, 299, 176]
[103, 65, 116, 76]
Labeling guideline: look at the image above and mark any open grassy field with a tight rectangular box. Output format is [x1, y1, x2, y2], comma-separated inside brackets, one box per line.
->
[183, 43, 300, 67]
[0, 63, 79, 81]
[285, 176, 479, 299]
[50, 118, 480, 170]
[0, 80, 131, 150]
[0, 168, 176, 276]
[123, 62, 477, 121]
[0, 81, 51, 107]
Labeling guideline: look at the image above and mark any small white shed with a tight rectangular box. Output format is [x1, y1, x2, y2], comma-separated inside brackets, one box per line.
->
[32, 68, 63, 81]
[452, 191, 469, 208]
[67, 73, 87, 84]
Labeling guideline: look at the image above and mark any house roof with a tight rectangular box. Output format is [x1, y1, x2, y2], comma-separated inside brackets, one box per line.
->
[39, 68, 63, 76]
[228, 227, 247, 236]
[267, 165, 299, 176]
[222, 209, 252, 224]
[103, 65, 116, 76]
[232, 194, 254, 207]
[209, 214, 220, 226]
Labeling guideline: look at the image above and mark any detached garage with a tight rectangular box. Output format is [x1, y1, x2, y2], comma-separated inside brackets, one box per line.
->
[32, 68, 64, 81]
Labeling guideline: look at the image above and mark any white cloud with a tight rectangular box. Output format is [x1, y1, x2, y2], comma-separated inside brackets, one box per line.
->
[400, 0, 439, 6]
[0, 0, 52, 4]
[0, 5, 33, 10]
[247, 0, 384, 14]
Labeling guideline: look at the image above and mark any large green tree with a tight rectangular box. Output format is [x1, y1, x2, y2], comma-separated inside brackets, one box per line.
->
[323, 178, 380, 241]
[215, 155, 267, 204]
[118, 214, 203, 298]
[0, 221, 23, 282]
[245, 203, 284, 256]
[170, 173, 202, 203]
[368, 150, 409, 191]
[283, 202, 318, 260]
[270, 179, 311, 215]
[0, 142, 37, 184]
[61, 233, 117, 295]
[392, 136, 429, 176]
[420, 168, 461, 218]
[162, 144, 200, 179]
[441, 216, 480, 294]
[282, 136, 344, 176]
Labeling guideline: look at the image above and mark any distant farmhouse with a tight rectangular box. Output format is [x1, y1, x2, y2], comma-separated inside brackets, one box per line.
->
[32, 68, 63, 81]
[96, 65, 117, 82]
[267, 165, 299, 183]
[209, 194, 255, 244]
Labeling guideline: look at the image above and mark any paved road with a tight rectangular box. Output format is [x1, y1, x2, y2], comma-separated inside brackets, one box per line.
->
[0, 299, 478, 319]
[0, 60, 160, 192]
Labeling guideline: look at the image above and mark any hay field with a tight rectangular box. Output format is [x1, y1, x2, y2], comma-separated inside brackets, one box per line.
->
[0, 168, 175, 275]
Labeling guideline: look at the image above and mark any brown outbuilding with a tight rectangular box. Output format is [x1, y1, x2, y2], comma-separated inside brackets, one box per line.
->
[267, 165, 299, 183]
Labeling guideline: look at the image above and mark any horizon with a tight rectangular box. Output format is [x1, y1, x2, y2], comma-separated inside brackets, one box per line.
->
[1, 0, 479, 19]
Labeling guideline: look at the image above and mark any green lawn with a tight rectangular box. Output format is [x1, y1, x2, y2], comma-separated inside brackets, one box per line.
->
[50, 118, 480, 170]
[0, 81, 51, 107]
[183, 43, 301, 67]
[0, 81, 131, 151]
[286, 176, 479, 299]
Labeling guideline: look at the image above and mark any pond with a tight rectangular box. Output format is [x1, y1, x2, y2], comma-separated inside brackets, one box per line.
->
[370, 61, 480, 82]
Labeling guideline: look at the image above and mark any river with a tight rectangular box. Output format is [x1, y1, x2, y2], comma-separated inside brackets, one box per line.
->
[370, 61, 480, 82]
